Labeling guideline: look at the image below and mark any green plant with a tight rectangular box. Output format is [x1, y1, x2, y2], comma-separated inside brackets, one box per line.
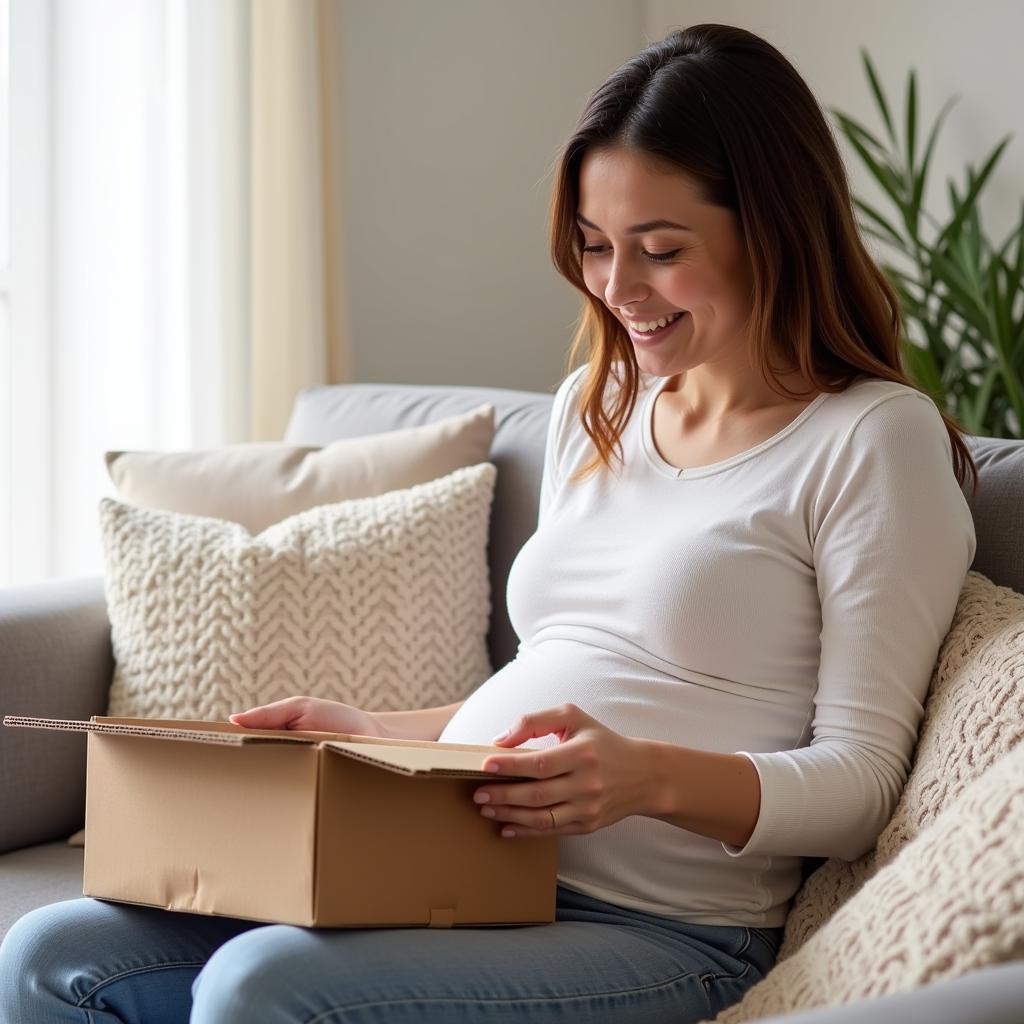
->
[830, 51, 1024, 438]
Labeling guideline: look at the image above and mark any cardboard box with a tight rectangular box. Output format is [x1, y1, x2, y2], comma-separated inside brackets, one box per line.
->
[3, 715, 559, 928]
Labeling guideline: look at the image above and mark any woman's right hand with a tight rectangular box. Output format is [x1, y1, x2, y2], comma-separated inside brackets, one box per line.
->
[228, 696, 382, 737]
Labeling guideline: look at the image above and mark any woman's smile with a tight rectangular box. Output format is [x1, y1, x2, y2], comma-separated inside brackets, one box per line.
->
[625, 311, 689, 346]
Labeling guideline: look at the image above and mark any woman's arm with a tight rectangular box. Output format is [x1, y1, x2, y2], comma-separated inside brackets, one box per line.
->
[639, 742, 761, 849]
[372, 699, 466, 742]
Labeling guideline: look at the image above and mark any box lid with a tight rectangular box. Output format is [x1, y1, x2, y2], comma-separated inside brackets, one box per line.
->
[3, 715, 522, 779]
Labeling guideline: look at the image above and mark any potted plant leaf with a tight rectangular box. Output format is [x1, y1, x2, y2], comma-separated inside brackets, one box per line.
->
[830, 51, 1024, 438]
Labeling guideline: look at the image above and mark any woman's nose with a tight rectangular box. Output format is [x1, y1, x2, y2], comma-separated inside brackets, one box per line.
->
[603, 258, 650, 310]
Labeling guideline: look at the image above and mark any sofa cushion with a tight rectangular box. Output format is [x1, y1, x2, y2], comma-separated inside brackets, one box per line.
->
[965, 434, 1024, 596]
[0, 842, 86, 944]
[105, 404, 495, 536]
[778, 571, 1024, 959]
[710, 741, 1024, 1022]
[100, 463, 496, 722]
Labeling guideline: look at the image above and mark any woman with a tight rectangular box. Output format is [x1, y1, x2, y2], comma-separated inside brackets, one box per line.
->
[0, 23, 977, 1024]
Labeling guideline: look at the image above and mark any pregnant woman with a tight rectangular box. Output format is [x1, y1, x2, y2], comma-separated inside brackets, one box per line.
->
[0, 22, 977, 1024]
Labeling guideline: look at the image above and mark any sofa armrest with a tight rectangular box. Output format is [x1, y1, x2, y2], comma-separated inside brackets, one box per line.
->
[0, 575, 113, 853]
[751, 960, 1024, 1023]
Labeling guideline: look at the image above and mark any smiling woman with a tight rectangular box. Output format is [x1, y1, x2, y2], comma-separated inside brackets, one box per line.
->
[0, 21, 981, 1024]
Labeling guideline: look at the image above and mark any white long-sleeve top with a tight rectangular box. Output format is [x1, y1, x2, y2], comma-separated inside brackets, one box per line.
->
[438, 363, 976, 926]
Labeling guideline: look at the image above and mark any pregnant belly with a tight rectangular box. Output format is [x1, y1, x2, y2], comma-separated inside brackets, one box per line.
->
[437, 637, 797, 755]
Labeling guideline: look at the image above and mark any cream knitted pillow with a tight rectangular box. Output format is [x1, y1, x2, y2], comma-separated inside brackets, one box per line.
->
[101, 462, 497, 721]
[709, 742, 1024, 1022]
[777, 571, 1024, 960]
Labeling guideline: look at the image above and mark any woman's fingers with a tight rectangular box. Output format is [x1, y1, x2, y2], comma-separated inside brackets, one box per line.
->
[229, 697, 306, 730]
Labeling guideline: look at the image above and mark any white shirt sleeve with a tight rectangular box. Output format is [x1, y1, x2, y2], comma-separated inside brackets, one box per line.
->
[537, 366, 584, 528]
[724, 392, 977, 861]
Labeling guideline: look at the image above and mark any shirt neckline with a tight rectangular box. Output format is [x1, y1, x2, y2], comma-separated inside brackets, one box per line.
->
[641, 374, 831, 480]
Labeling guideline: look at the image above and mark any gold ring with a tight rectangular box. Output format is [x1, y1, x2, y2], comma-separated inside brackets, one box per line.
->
[548, 808, 557, 829]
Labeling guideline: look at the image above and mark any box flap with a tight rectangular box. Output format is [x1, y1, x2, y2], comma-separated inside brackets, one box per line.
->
[3, 715, 323, 747]
[322, 741, 522, 779]
[4, 716, 518, 773]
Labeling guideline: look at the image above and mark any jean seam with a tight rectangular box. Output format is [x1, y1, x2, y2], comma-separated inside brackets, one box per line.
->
[302, 965, 723, 1023]
[76, 959, 208, 1007]
[302, 935, 760, 1024]
[699, 927, 753, 987]
[749, 926, 781, 947]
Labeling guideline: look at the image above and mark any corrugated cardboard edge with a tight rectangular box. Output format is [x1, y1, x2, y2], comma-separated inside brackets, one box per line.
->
[4, 716, 254, 746]
[3, 716, 522, 778]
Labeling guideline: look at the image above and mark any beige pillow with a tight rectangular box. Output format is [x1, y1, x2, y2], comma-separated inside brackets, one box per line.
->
[105, 403, 495, 534]
[100, 462, 497, 722]
[778, 571, 1024, 960]
[710, 742, 1024, 1022]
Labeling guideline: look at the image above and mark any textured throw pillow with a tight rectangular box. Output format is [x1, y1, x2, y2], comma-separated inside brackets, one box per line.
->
[100, 462, 497, 721]
[105, 403, 495, 535]
[776, 571, 1024, 961]
[709, 742, 1024, 1022]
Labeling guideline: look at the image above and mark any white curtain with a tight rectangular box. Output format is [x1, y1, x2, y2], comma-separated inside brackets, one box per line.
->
[45, 0, 248, 581]
[4, 0, 344, 585]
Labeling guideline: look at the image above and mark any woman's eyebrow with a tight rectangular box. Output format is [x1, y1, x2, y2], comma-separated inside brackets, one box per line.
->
[575, 212, 694, 234]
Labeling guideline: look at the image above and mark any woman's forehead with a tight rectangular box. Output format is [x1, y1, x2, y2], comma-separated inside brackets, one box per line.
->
[579, 148, 704, 212]
[577, 153, 711, 236]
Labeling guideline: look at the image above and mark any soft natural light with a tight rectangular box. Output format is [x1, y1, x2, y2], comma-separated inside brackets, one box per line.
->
[0, 0, 9, 270]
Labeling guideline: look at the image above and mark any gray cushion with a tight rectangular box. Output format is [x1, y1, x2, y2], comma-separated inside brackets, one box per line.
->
[0, 576, 113, 854]
[0, 842, 85, 942]
[965, 435, 1024, 595]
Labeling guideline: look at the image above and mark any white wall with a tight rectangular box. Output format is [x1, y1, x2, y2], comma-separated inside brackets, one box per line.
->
[339, 0, 1024, 394]
[338, 0, 643, 393]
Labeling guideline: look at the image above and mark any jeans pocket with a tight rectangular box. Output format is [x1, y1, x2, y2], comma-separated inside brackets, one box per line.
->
[745, 927, 784, 975]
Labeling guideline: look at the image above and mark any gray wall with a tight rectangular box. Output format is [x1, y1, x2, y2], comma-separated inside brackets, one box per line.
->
[339, 0, 1024, 395]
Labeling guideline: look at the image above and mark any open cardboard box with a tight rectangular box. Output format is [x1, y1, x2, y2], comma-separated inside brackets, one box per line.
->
[3, 715, 559, 928]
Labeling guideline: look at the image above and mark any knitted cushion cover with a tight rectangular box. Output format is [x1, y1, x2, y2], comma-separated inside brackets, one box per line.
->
[709, 742, 1024, 1022]
[101, 462, 496, 721]
[708, 570, 1024, 1022]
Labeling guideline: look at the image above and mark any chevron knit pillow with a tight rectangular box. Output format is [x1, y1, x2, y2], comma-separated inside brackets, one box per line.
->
[100, 462, 497, 722]
[709, 742, 1024, 1022]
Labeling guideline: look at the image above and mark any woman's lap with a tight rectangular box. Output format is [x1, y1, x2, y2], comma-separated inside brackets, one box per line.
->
[0, 885, 781, 1024]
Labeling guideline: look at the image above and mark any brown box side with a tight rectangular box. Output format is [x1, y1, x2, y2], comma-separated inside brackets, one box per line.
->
[312, 746, 558, 927]
[84, 732, 320, 925]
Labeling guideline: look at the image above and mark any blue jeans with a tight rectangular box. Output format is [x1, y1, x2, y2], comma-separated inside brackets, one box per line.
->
[0, 885, 782, 1023]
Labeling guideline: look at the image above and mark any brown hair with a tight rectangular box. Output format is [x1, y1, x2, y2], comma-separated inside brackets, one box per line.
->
[547, 23, 978, 497]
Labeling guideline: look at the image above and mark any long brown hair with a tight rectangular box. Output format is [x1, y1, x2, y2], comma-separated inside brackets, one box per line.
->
[547, 24, 978, 496]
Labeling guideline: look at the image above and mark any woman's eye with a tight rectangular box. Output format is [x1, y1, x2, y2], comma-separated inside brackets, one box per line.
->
[581, 245, 681, 263]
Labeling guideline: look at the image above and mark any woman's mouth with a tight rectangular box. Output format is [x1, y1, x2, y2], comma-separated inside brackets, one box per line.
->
[626, 311, 688, 346]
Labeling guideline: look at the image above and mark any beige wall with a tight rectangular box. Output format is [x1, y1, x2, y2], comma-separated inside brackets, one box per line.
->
[338, 0, 1024, 394]
[337, 0, 642, 394]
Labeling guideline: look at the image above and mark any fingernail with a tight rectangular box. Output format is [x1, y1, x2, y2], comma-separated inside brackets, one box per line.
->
[492, 730, 509, 743]
[485, 763, 501, 773]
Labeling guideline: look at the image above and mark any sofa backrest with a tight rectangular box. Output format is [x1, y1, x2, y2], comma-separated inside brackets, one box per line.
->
[284, 381, 1024, 673]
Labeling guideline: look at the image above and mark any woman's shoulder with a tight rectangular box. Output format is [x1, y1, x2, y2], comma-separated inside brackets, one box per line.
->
[826, 374, 943, 432]
[818, 375, 952, 470]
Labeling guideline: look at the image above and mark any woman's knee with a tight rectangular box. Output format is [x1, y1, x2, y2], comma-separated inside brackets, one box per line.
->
[0, 900, 92, 1021]
[190, 925, 313, 1023]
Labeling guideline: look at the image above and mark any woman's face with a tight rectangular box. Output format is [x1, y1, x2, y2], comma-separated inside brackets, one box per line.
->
[577, 146, 755, 380]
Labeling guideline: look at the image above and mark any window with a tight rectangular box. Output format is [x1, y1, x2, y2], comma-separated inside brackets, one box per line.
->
[1, 0, 51, 585]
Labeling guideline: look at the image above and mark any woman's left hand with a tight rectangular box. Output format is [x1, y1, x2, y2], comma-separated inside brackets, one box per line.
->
[473, 703, 652, 838]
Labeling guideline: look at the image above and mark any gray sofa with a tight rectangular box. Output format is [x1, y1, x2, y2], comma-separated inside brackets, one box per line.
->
[2, 379, 1023, 1023]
